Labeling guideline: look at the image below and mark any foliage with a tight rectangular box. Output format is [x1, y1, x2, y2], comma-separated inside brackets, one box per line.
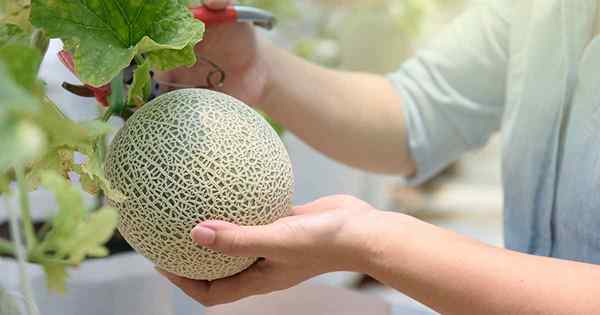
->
[31, 0, 204, 87]
[0, 0, 201, 297]
[30, 172, 118, 293]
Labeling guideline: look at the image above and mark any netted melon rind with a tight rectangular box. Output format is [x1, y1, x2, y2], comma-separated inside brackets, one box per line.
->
[105, 88, 294, 280]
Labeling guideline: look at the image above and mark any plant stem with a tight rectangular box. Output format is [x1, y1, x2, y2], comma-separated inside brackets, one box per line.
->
[0, 238, 15, 256]
[101, 108, 113, 122]
[94, 191, 105, 211]
[5, 193, 40, 315]
[134, 54, 145, 65]
[134, 54, 153, 102]
[28, 254, 76, 267]
[15, 165, 37, 250]
[31, 28, 49, 58]
[101, 73, 126, 122]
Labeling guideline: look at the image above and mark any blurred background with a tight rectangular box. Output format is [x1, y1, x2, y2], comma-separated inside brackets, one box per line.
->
[1, 1, 502, 314]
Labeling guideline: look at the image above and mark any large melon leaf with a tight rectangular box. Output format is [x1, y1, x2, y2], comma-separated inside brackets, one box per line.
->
[0, 0, 32, 31]
[31, 0, 204, 87]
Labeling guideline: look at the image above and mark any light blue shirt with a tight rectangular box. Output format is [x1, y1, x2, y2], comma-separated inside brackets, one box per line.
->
[388, 0, 600, 262]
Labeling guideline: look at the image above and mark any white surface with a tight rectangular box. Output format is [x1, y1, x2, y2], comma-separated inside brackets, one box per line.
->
[0, 253, 196, 315]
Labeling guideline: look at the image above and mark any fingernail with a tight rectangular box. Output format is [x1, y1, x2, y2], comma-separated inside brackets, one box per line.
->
[191, 225, 217, 246]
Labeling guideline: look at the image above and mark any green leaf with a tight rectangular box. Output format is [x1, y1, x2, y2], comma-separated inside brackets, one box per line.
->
[0, 120, 46, 175]
[0, 0, 32, 31]
[85, 246, 108, 257]
[0, 23, 29, 46]
[39, 171, 86, 250]
[0, 61, 38, 114]
[58, 206, 118, 264]
[31, 0, 205, 87]
[77, 153, 125, 202]
[79, 120, 114, 139]
[0, 44, 42, 90]
[25, 99, 121, 199]
[26, 148, 73, 191]
[0, 287, 22, 315]
[42, 263, 68, 294]
[146, 42, 196, 71]
[0, 55, 45, 183]
[35, 98, 106, 148]
[127, 59, 151, 106]
[0, 25, 43, 93]
[33, 173, 118, 293]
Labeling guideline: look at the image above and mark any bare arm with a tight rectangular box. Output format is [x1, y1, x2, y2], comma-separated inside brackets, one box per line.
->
[367, 212, 600, 314]
[159, 196, 600, 314]
[260, 41, 415, 175]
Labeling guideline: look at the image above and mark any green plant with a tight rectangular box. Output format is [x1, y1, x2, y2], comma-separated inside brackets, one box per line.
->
[0, 0, 206, 302]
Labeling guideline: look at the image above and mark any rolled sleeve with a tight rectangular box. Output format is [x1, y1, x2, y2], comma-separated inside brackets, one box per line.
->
[388, 1, 512, 186]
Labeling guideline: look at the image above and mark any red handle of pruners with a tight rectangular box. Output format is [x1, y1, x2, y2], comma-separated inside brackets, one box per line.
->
[191, 5, 276, 29]
[191, 6, 238, 26]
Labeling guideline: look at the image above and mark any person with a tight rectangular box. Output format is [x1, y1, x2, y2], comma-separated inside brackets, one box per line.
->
[155, 0, 600, 313]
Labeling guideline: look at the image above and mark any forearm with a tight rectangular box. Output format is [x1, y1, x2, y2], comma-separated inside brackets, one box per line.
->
[365, 212, 600, 314]
[259, 39, 415, 175]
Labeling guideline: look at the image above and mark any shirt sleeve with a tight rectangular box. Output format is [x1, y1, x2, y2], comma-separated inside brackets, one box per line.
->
[387, 1, 512, 186]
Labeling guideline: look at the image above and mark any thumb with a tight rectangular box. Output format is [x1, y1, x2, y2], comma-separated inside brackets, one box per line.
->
[191, 220, 288, 258]
[203, 0, 234, 10]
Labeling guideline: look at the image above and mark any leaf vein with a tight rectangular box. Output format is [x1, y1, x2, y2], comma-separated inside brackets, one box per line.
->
[75, 0, 127, 46]
[108, 0, 132, 45]
[129, 5, 145, 46]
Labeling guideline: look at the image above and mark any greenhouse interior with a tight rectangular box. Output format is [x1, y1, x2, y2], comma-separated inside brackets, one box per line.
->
[3, 0, 600, 314]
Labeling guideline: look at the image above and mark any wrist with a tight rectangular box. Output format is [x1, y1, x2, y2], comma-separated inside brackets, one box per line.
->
[356, 211, 423, 277]
[338, 209, 397, 273]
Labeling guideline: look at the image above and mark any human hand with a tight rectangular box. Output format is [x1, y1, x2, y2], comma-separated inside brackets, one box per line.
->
[157, 195, 383, 306]
[154, 0, 272, 107]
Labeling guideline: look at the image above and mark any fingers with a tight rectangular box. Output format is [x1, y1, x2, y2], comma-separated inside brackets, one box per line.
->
[191, 220, 290, 258]
[158, 261, 280, 306]
[203, 0, 234, 10]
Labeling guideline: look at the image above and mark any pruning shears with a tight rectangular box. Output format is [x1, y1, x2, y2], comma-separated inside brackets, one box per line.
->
[60, 5, 276, 107]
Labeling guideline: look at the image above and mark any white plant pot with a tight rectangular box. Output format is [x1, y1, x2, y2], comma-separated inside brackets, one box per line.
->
[0, 253, 206, 315]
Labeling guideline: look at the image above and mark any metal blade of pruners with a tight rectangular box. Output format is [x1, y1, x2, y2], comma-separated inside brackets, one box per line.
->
[61, 5, 276, 106]
[191, 5, 276, 30]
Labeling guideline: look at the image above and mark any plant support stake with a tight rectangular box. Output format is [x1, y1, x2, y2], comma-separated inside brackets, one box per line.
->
[6, 193, 40, 315]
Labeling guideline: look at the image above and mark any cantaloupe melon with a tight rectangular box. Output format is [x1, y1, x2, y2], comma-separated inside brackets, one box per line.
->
[105, 89, 294, 280]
